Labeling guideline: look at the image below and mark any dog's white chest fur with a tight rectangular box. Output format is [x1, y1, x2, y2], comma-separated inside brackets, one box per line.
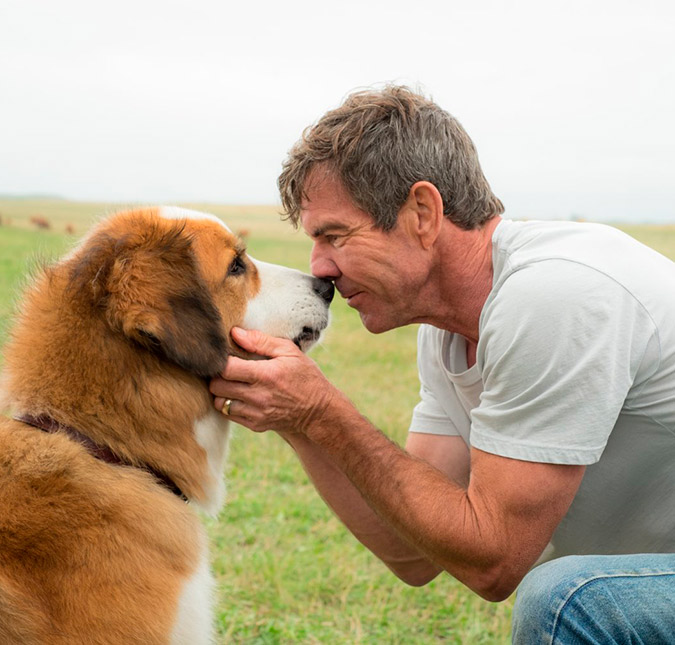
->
[171, 541, 214, 644]
[167, 410, 230, 643]
[194, 410, 231, 515]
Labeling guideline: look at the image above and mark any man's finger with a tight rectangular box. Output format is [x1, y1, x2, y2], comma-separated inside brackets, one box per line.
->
[232, 327, 299, 359]
[213, 396, 228, 414]
[209, 376, 252, 399]
[214, 395, 247, 418]
[218, 355, 265, 383]
[213, 396, 266, 432]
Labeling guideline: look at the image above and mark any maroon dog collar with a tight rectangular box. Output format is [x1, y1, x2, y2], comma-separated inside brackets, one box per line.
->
[14, 413, 187, 502]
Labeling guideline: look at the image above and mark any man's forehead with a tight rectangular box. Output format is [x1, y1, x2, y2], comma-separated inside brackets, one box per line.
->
[302, 172, 352, 209]
[300, 173, 371, 234]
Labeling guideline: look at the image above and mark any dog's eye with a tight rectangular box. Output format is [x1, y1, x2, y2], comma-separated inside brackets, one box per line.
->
[228, 255, 246, 276]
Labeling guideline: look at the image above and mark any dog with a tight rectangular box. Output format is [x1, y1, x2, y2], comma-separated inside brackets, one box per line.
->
[0, 206, 333, 644]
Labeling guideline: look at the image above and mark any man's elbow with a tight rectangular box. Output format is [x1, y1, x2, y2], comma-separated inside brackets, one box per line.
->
[463, 563, 523, 602]
[384, 545, 528, 597]
[386, 560, 443, 587]
[392, 561, 521, 597]
[474, 580, 518, 603]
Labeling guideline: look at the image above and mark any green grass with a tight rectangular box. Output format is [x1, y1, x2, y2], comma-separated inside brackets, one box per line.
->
[0, 227, 75, 349]
[2, 199, 674, 643]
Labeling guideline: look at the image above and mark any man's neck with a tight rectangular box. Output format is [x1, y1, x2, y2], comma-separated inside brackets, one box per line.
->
[422, 215, 501, 342]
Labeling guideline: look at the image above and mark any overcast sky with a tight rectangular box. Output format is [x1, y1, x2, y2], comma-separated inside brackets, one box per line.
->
[1, 0, 673, 223]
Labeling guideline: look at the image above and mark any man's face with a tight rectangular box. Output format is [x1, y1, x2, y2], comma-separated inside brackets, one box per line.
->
[300, 173, 428, 334]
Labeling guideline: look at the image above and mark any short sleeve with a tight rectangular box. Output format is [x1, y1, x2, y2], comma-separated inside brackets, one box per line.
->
[409, 325, 464, 437]
[471, 260, 656, 464]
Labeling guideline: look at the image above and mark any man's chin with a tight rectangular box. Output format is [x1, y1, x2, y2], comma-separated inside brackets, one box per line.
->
[359, 311, 395, 335]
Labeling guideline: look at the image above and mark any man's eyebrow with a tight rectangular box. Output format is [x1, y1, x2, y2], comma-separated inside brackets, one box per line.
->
[308, 222, 350, 238]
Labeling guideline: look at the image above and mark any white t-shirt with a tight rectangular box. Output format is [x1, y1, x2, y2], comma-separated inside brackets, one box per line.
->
[410, 219, 675, 559]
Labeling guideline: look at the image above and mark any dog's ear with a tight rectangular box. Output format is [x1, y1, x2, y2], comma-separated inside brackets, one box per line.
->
[107, 260, 229, 378]
[68, 223, 229, 378]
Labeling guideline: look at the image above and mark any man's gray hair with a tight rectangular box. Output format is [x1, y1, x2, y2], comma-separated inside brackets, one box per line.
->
[278, 85, 504, 231]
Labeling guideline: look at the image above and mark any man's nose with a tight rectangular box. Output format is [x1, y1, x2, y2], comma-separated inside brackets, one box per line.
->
[310, 245, 340, 281]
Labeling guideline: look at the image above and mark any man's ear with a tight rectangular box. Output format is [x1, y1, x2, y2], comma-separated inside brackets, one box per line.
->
[68, 227, 229, 378]
[403, 181, 444, 249]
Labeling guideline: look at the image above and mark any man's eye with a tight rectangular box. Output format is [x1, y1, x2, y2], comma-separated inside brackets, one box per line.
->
[228, 255, 246, 276]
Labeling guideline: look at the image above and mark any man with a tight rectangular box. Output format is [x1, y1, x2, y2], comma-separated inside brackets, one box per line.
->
[210, 86, 675, 642]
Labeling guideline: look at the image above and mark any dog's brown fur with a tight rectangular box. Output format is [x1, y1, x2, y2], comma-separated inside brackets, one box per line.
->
[0, 207, 329, 643]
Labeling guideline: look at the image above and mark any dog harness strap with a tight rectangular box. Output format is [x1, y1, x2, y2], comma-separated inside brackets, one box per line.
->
[13, 413, 188, 502]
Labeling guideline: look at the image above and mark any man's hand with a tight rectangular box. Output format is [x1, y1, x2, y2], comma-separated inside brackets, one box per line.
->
[209, 327, 339, 434]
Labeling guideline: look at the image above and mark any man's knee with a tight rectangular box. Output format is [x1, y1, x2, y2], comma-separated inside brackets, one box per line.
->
[512, 554, 675, 644]
[511, 555, 588, 643]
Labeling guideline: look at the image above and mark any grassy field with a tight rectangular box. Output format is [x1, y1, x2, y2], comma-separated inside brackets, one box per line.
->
[1, 199, 674, 644]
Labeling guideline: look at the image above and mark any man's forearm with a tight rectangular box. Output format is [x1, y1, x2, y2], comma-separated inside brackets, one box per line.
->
[280, 430, 442, 586]
[299, 393, 550, 601]
[303, 403, 476, 568]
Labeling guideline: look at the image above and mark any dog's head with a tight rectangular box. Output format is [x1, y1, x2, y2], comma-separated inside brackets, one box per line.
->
[67, 207, 333, 378]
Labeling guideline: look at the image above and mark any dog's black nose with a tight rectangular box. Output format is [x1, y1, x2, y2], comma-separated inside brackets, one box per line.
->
[312, 278, 335, 304]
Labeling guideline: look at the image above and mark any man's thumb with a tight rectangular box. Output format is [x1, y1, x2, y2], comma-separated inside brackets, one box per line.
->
[231, 327, 294, 358]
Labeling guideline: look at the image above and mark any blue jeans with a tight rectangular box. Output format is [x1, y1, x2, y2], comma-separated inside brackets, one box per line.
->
[512, 554, 675, 644]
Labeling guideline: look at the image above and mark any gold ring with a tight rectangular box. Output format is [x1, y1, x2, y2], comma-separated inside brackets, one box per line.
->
[222, 398, 233, 416]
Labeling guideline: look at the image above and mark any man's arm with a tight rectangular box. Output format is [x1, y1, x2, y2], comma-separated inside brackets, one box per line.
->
[280, 432, 442, 585]
[211, 328, 585, 601]
[278, 431, 471, 586]
[292, 395, 584, 601]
